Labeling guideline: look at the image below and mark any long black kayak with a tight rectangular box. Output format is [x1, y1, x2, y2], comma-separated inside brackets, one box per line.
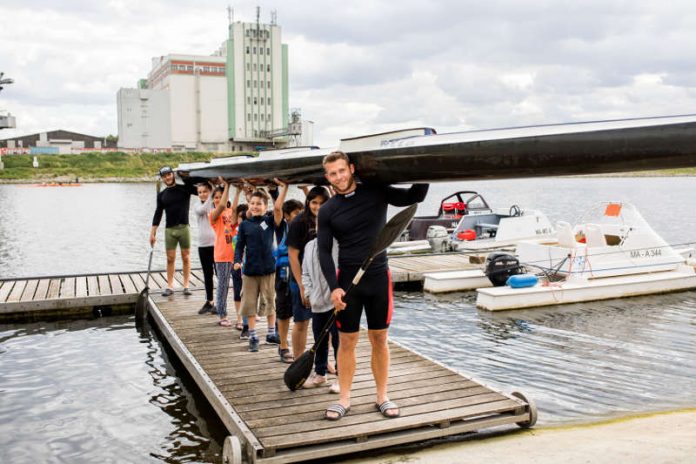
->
[177, 114, 696, 184]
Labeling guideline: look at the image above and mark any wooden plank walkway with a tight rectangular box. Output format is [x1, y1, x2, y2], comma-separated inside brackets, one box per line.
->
[0, 254, 480, 317]
[1, 261, 536, 462]
[389, 253, 479, 283]
[0, 269, 203, 317]
[148, 292, 535, 463]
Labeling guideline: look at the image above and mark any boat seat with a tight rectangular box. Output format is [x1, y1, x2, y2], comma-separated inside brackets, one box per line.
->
[585, 223, 607, 247]
[476, 223, 499, 230]
[556, 221, 577, 248]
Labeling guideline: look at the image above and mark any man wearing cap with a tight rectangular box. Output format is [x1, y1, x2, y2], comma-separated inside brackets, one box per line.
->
[150, 166, 203, 296]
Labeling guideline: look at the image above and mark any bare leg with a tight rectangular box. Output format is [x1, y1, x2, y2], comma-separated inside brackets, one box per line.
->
[278, 318, 290, 350]
[248, 315, 256, 331]
[369, 328, 397, 416]
[267, 312, 276, 337]
[292, 320, 310, 357]
[326, 331, 358, 419]
[165, 249, 176, 288]
[235, 301, 242, 325]
[181, 248, 191, 287]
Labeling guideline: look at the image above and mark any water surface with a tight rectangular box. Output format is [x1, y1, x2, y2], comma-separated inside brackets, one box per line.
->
[1, 177, 696, 462]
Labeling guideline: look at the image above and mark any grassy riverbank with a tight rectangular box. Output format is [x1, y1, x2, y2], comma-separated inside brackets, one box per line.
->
[0, 152, 252, 182]
[1, 151, 695, 182]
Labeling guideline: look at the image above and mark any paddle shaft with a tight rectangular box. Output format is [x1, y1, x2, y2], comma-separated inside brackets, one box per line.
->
[144, 246, 154, 289]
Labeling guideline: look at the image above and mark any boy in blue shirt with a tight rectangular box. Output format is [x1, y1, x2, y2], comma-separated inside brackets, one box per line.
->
[234, 190, 278, 352]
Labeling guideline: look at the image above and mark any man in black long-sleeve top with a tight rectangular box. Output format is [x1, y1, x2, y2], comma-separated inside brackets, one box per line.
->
[317, 151, 429, 420]
[150, 166, 202, 297]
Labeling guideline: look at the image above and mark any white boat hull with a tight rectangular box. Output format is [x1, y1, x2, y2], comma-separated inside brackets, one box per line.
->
[423, 269, 492, 293]
[476, 265, 696, 311]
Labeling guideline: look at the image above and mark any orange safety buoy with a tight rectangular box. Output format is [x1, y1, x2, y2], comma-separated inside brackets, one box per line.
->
[457, 229, 476, 241]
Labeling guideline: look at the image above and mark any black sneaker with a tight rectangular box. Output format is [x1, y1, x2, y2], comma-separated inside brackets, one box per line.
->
[248, 337, 259, 352]
[183, 287, 192, 296]
[198, 301, 213, 315]
[266, 333, 280, 345]
[240, 327, 250, 340]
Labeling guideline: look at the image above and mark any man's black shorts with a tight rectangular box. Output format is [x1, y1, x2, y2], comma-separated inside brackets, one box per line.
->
[336, 267, 393, 333]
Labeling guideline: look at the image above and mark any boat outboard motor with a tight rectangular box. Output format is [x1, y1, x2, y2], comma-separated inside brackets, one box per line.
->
[485, 253, 522, 286]
[427, 225, 450, 252]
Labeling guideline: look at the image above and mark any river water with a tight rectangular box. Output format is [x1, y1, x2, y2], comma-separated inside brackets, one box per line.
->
[1, 178, 696, 463]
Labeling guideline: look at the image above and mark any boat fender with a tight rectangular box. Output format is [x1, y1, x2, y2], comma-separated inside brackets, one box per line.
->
[506, 274, 539, 288]
[457, 229, 476, 241]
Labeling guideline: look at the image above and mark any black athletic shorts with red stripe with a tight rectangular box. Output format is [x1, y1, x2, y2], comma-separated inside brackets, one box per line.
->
[336, 266, 393, 333]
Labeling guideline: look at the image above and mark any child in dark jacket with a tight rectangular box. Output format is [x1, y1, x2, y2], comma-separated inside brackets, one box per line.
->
[233, 190, 277, 352]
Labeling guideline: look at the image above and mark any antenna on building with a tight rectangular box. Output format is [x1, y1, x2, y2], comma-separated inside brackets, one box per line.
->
[227, 5, 233, 24]
[0, 72, 14, 94]
[270, 10, 277, 25]
[256, 6, 261, 30]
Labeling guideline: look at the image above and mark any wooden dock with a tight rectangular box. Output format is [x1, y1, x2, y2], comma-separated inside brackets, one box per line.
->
[0, 268, 206, 320]
[147, 292, 536, 463]
[0, 254, 479, 320]
[388, 253, 479, 283]
[1, 257, 536, 463]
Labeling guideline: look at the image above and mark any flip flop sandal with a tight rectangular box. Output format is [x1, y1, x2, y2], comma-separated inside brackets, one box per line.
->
[375, 400, 400, 418]
[235, 322, 244, 331]
[218, 319, 232, 327]
[325, 404, 350, 421]
[279, 348, 294, 364]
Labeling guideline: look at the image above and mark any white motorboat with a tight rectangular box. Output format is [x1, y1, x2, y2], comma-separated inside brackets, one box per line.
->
[391, 190, 555, 255]
[448, 207, 555, 252]
[476, 202, 696, 311]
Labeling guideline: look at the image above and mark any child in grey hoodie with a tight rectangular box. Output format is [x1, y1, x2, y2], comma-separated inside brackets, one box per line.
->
[301, 235, 339, 391]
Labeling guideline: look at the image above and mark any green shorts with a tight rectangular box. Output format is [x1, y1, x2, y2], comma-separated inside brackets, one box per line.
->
[165, 225, 191, 251]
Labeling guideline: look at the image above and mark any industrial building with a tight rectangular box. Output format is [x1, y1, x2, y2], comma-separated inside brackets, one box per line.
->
[0, 130, 116, 154]
[117, 10, 311, 152]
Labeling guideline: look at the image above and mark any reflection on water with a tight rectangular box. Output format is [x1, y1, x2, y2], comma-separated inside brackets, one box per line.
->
[390, 290, 696, 425]
[0, 316, 226, 463]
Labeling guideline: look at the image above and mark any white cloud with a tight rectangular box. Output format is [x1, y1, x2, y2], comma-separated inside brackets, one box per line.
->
[2, 1, 696, 146]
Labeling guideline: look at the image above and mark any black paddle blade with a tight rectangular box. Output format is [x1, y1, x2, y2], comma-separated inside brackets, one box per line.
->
[135, 286, 149, 320]
[284, 349, 316, 391]
[369, 203, 419, 256]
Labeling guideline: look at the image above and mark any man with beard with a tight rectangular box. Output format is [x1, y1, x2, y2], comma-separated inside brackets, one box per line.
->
[150, 166, 203, 296]
[317, 151, 429, 420]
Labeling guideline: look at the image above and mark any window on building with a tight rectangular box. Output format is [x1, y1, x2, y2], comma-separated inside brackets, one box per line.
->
[246, 80, 250, 87]
[253, 47, 256, 54]
[260, 47, 263, 55]
[254, 114, 257, 121]
[246, 30, 250, 37]
[187, 65, 193, 71]
[267, 81, 271, 88]
[254, 130, 258, 137]
[267, 64, 271, 72]
[247, 113, 251, 121]
[267, 48, 270, 55]
[246, 63, 250, 71]
[253, 63, 256, 72]
[247, 96, 251, 104]
[203, 66, 210, 72]
[254, 80, 257, 88]
[268, 97, 272, 104]
[246, 46, 250, 54]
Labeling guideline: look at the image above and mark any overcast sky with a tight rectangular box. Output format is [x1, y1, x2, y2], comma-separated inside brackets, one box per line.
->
[1, 0, 696, 146]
